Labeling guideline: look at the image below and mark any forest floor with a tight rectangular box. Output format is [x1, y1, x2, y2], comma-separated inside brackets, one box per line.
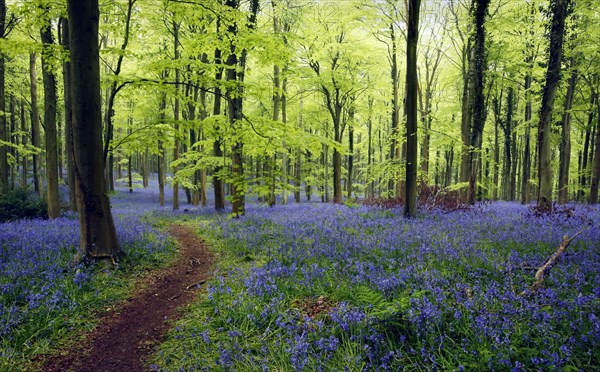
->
[41, 224, 214, 372]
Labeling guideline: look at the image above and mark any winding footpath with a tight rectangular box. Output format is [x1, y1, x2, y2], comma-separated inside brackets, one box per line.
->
[42, 224, 214, 372]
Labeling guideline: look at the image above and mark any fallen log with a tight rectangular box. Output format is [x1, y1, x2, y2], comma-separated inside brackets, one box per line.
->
[521, 231, 582, 296]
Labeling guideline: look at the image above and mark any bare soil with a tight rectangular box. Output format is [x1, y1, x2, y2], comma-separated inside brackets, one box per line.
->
[41, 224, 214, 372]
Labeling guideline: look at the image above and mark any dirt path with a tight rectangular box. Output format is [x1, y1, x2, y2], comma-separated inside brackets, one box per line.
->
[42, 224, 214, 372]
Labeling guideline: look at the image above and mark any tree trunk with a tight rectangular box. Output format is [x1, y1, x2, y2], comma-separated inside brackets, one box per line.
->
[30, 53, 42, 195]
[67, 0, 120, 261]
[212, 42, 225, 210]
[558, 65, 577, 203]
[60, 18, 76, 210]
[333, 116, 342, 203]
[579, 92, 597, 201]
[389, 23, 401, 198]
[172, 19, 180, 211]
[157, 91, 166, 206]
[404, 0, 420, 218]
[40, 19, 60, 218]
[0, 0, 7, 194]
[590, 100, 600, 203]
[295, 97, 303, 203]
[521, 73, 533, 204]
[347, 104, 355, 199]
[467, 0, 490, 205]
[459, 44, 472, 198]
[20, 100, 27, 188]
[537, 0, 570, 211]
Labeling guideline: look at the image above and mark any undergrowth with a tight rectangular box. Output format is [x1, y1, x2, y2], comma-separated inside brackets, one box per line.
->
[0, 213, 177, 372]
[151, 203, 599, 371]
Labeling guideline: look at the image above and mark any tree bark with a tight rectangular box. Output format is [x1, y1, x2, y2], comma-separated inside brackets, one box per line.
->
[590, 100, 600, 203]
[172, 19, 180, 211]
[0, 0, 7, 194]
[558, 65, 577, 203]
[212, 34, 225, 210]
[60, 18, 76, 210]
[537, 0, 570, 211]
[404, 0, 420, 218]
[521, 72, 533, 204]
[347, 103, 355, 199]
[40, 18, 60, 218]
[20, 99, 27, 188]
[30, 53, 43, 195]
[67, 0, 120, 261]
[158, 92, 166, 206]
[467, 0, 490, 205]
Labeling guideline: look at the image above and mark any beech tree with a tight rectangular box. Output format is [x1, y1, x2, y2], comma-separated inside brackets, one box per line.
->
[67, 0, 121, 261]
[537, 0, 570, 211]
[404, 0, 420, 218]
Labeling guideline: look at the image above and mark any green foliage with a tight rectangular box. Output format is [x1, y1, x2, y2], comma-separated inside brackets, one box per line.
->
[0, 188, 48, 222]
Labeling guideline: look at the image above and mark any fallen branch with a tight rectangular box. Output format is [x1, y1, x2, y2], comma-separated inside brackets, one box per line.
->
[521, 231, 582, 295]
[186, 280, 207, 290]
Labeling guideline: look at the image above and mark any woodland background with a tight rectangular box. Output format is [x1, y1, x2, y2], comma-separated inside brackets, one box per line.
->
[0, 0, 599, 216]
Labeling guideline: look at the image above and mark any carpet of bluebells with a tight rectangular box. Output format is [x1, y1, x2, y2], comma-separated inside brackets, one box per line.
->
[153, 202, 600, 371]
[0, 183, 174, 369]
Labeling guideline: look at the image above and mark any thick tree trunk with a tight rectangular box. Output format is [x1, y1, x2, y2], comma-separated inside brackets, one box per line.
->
[467, 0, 490, 205]
[537, 0, 570, 211]
[67, 0, 120, 260]
[558, 66, 577, 203]
[404, 0, 420, 218]
[40, 20, 60, 218]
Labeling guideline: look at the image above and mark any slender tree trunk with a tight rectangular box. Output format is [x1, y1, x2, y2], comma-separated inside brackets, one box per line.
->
[158, 92, 166, 206]
[347, 104, 355, 199]
[60, 18, 76, 210]
[212, 42, 225, 210]
[558, 65, 577, 203]
[295, 97, 303, 203]
[333, 116, 342, 203]
[172, 20, 180, 211]
[0, 0, 7, 194]
[459, 45, 472, 197]
[389, 23, 401, 197]
[9, 94, 15, 189]
[40, 19, 60, 218]
[579, 92, 596, 201]
[20, 100, 27, 188]
[404, 0, 420, 218]
[537, 0, 570, 211]
[590, 100, 600, 203]
[521, 73, 533, 204]
[30, 53, 42, 195]
[67, 0, 120, 261]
